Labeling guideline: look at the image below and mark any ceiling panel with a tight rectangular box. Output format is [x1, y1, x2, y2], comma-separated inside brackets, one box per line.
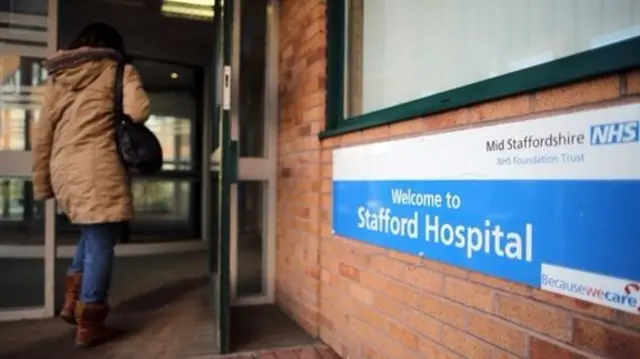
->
[131, 58, 195, 91]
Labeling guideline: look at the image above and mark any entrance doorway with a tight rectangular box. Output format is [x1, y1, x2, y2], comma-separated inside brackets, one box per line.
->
[209, 0, 281, 353]
[0, 0, 209, 321]
[0, 0, 316, 356]
[0, 0, 58, 321]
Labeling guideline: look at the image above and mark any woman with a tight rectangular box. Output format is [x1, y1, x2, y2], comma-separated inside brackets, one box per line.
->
[32, 23, 149, 348]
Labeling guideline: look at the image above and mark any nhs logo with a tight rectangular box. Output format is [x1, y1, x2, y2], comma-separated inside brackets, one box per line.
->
[590, 121, 640, 145]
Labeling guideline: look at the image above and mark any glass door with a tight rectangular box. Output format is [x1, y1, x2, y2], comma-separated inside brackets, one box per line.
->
[0, 0, 57, 321]
[128, 58, 204, 241]
[210, 0, 233, 353]
[208, 0, 277, 352]
[228, 0, 277, 307]
[51, 57, 206, 244]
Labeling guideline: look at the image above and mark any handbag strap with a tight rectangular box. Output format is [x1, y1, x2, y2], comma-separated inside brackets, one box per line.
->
[113, 62, 126, 118]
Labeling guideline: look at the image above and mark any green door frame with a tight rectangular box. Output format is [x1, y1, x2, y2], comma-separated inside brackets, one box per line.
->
[211, 0, 236, 354]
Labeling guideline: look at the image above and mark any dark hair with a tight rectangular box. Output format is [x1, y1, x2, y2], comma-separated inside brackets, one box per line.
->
[69, 22, 125, 55]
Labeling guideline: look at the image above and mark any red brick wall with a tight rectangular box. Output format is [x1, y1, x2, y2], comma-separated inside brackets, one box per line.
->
[276, 0, 326, 335]
[276, 1, 640, 357]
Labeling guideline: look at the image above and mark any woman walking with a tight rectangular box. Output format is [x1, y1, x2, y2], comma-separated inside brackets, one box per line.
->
[32, 22, 150, 347]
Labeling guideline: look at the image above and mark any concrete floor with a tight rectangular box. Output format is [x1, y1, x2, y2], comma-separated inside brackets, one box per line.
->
[0, 250, 326, 358]
[0, 241, 263, 309]
[0, 251, 208, 309]
[0, 285, 325, 359]
[0, 226, 196, 245]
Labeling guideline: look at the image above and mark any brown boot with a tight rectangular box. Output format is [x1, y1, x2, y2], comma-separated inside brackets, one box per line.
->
[60, 273, 82, 325]
[75, 302, 117, 348]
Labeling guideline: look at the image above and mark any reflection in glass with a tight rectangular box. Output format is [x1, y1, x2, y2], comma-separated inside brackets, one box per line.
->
[52, 179, 195, 243]
[0, 3, 57, 310]
[1, 56, 46, 151]
[125, 58, 200, 240]
[0, 178, 41, 222]
[0, 109, 27, 150]
[145, 114, 192, 170]
[132, 58, 197, 171]
[129, 178, 196, 240]
[0, 178, 45, 308]
[237, 181, 265, 297]
[0, 0, 48, 16]
[345, 0, 640, 117]
[239, 0, 267, 157]
[132, 179, 190, 222]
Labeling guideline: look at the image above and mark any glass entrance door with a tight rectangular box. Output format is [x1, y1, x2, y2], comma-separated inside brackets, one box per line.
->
[228, 0, 277, 307]
[0, 0, 57, 321]
[209, 0, 277, 353]
[210, 0, 233, 353]
[51, 57, 205, 244]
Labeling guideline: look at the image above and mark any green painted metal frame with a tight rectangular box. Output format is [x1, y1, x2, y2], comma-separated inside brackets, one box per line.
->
[211, 0, 235, 354]
[322, 0, 640, 138]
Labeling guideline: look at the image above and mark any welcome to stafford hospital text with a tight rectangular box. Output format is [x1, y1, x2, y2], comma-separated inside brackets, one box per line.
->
[356, 188, 534, 262]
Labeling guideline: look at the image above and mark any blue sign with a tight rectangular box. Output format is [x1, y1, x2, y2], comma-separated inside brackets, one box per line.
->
[332, 104, 640, 314]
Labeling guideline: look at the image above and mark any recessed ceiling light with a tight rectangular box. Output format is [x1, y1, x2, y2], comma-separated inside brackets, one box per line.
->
[170, 72, 179, 79]
[161, 0, 215, 20]
[165, 0, 213, 5]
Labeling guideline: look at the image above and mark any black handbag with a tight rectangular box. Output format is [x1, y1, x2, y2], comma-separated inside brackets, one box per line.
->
[113, 62, 163, 174]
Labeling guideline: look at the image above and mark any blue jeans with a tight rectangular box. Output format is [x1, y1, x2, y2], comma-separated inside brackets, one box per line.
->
[67, 223, 120, 303]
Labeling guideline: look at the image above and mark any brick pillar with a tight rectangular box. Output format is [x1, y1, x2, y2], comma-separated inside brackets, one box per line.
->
[276, 0, 327, 336]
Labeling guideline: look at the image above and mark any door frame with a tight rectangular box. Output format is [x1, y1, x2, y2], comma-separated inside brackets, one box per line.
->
[226, 0, 279, 307]
[0, 0, 58, 322]
[208, 0, 233, 353]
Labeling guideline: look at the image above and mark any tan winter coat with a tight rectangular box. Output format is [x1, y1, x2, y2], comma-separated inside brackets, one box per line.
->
[32, 48, 150, 224]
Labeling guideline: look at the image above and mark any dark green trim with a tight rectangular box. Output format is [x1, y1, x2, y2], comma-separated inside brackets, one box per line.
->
[322, 0, 640, 138]
[209, 0, 221, 275]
[218, 99, 231, 355]
[131, 170, 200, 179]
[213, 0, 231, 355]
[325, 0, 345, 132]
[228, 140, 239, 183]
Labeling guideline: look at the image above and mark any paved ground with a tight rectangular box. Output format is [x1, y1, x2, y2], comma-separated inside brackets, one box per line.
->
[0, 280, 336, 359]
[0, 237, 262, 308]
[0, 276, 213, 359]
[0, 251, 209, 308]
[217, 346, 340, 359]
[0, 249, 335, 359]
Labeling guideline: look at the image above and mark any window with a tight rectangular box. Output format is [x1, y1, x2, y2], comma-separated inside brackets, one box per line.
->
[0, 0, 48, 16]
[146, 114, 193, 170]
[324, 0, 640, 135]
[132, 179, 191, 221]
[129, 58, 199, 170]
[0, 178, 41, 221]
[122, 58, 203, 240]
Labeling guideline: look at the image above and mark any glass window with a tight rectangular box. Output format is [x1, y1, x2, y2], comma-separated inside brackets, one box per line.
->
[146, 114, 193, 170]
[132, 179, 191, 222]
[0, 178, 41, 222]
[236, 181, 265, 297]
[1, 57, 47, 151]
[344, 0, 640, 118]
[0, 177, 45, 309]
[121, 58, 202, 241]
[0, 2, 50, 308]
[238, 0, 267, 157]
[0, 0, 48, 16]
[55, 178, 196, 241]
[0, 109, 26, 150]
[132, 58, 198, 171]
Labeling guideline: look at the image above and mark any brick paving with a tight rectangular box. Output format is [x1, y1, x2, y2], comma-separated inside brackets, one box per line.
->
[215, 345, 340, 359]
